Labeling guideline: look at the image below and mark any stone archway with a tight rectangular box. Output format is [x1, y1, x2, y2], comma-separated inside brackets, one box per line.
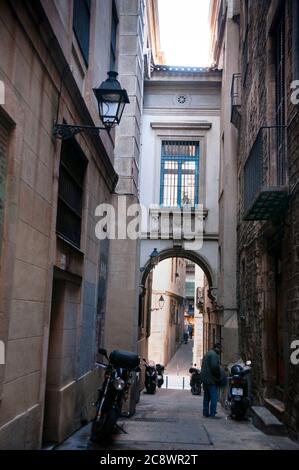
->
[141, 247, 216, 301]
[138, 246, 219, 369]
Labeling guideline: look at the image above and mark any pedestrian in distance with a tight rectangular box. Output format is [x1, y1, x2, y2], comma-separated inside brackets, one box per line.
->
[201, 342, 222, 419]
[183, 320, 189, 343]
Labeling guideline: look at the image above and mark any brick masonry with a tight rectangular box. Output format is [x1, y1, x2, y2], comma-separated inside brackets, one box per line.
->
[237, 0, 299, 437]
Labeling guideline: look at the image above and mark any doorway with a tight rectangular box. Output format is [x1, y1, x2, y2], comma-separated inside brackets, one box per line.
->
[42, 276, 80, 444]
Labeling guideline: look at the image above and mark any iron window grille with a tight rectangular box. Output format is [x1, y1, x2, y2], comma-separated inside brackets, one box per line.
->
[275, 8, 287, 186]
[160, 140, 200, 208]
[56, 140, 87, 248]
[242, 26, 249, 85]
[231, 73, 242, 127]
[243, 126, 288, 220]
[73, 0, 91, 66]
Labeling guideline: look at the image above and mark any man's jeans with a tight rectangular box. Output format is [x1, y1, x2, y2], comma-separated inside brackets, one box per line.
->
[203, 384, 218, 417]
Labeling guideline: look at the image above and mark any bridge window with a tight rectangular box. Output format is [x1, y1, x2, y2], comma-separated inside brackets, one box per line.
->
[160, 140, 199, 207]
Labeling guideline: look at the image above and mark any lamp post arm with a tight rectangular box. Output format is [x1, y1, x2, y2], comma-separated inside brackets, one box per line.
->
[53, 123, 109, 140]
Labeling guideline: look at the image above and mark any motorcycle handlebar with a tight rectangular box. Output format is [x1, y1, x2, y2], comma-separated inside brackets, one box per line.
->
[95, 362, 108, 369]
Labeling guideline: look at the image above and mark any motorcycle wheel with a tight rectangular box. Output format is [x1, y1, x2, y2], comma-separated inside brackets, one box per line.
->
[90, 407, 119, 443]
[146, 383, 156, 394]
[231, 402, 246, 420]
[191, 384, 201, 395]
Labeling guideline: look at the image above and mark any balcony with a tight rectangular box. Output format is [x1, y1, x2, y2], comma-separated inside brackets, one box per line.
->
[231, 73, 242, 128]
[144, 207, 208, 241]
[243, 126, 289, 221]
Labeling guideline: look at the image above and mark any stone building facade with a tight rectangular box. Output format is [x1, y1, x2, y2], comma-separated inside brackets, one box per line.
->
[212, 0, 299, 438]
[0, 0, 145, 449]
[138, 63, 224, 369]
[209, 0, 240, 366]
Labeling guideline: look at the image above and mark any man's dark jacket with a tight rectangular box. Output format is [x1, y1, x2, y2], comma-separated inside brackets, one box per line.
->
[201, 349, 221, 385]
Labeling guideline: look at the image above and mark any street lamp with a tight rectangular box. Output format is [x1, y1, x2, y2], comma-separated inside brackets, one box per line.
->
[158, 295, 165, 309]
[93, 71, 129, 129]
[53, 71, 129, 140]
[151, 294, 165, 311]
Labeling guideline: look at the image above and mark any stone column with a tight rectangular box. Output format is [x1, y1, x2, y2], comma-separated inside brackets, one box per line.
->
[105, 0, 145, 355]
[104, 0, 145, 415]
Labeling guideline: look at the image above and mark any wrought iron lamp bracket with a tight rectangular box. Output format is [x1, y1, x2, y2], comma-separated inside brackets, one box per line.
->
[53, 122, 110, 140]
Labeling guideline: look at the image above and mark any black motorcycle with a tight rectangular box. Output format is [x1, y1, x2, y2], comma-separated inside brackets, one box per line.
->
[227, 361, 252, 420]
[156, 363, 165, 388]
[90, 348, 140, 443]
[189, 367, 202, 395]
[143, 358, 158, 394]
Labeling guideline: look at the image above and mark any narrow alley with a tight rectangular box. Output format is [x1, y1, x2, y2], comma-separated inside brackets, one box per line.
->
[1, 0, 299, 457]
[57, 387, 299, 451]
[161, 339, 193, 390]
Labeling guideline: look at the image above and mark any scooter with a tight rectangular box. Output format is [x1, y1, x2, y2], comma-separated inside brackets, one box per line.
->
[227, 360, 252, 420]
[156, 363, 165, 388]
[189, 367, 202, 395]
[90, 348, 140, 443]
[143, 358, 158, 394]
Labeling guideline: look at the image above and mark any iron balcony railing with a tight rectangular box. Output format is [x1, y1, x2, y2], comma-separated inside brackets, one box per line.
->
[242, 27, 249, 83]
[231, 73, 242, 127]
[243, 126, 289, 220]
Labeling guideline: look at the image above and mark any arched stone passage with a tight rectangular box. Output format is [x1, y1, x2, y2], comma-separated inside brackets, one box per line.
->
[141, 247, 217, 301]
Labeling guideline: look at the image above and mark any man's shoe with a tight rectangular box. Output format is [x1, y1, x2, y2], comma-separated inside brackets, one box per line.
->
[203, 414, 209, 418]
[209, 415, 221, 419]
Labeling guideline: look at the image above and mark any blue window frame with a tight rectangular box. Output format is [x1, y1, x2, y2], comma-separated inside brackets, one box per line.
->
[160, 140, 200, 207]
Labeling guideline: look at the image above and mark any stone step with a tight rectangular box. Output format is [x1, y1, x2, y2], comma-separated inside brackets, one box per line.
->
[264, 398, 285, 421]
[251, 405, 287, 436]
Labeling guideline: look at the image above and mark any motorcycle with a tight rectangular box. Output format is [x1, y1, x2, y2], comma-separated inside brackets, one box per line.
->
[189, 367, 202, 395]
[227, 360, 252, 420]
[143, 358, 158, 394]
[156, 363, 165, 388]
[90, 348, 140, 443]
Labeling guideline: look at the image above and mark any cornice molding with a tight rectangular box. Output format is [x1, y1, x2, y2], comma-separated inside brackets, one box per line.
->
[150, 121, 212, 130]
[143, 108, 220, 116]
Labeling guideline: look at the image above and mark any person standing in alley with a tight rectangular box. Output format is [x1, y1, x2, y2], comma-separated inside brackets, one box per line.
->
[201, 343, 222, 418]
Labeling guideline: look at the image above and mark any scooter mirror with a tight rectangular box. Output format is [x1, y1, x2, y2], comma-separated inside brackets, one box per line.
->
[246, 360, 252, 366]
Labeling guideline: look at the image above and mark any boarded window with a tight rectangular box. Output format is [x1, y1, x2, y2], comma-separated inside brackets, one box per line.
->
[73, 0, 91, 66]
[56, 139, 87, 248]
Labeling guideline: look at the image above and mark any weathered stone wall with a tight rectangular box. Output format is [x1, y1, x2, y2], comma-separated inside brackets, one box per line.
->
[0, 0, 146, 449]
[237, 0, 269, 403]
[237, 0, 299, 436]
[283, 0, 299, 436]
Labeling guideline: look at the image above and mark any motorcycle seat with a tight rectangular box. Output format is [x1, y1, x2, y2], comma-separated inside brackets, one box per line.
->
[109, 349, 140, 369]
